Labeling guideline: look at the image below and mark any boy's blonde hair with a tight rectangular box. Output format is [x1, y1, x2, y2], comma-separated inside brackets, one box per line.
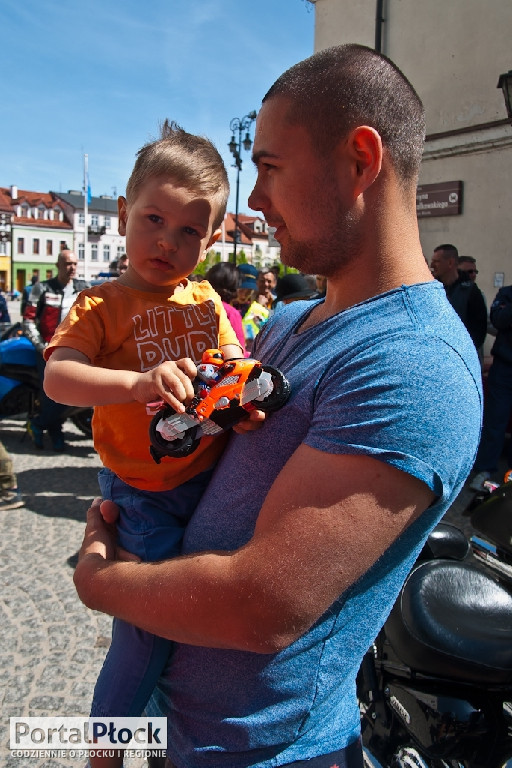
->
[126, 120, 229, 231]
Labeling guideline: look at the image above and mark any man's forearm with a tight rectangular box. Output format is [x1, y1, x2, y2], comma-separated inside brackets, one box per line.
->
[73, 549, 293, 654]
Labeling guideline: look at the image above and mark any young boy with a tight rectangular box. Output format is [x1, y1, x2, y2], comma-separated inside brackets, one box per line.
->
[44, 121, 244, 767]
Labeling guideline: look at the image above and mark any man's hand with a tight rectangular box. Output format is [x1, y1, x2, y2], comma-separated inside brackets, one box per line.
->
[131, 358, 197, 411]
[76, 498, 139, 565]
[233, 408, 267, 433]
[77, 498, 117, 564]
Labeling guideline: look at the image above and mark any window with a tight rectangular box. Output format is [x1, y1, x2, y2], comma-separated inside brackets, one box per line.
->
[45, 270, 53, 279]
[17, 237, 24, 254]
[33, 238, 40, 254]
[0, 242, 6, 255]
[91, 244, 98, 261]
[91, 214, 99, 228]
[46, 240, 53, 256]
[103, 244, 110, 262]
[79, 213, 85, 225]
[78, 244, 85, 261]
[117, 245, 125, 257]
[104, 215, 111, 229]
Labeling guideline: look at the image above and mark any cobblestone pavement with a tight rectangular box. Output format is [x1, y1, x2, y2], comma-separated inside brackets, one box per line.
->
[0, 416, 149, 768]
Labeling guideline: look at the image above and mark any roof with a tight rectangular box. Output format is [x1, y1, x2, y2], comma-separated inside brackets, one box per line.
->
[0, 187, 73, 229]
[55, 191, 119, 214]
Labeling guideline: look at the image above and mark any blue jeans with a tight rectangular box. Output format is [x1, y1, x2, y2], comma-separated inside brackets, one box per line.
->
[31, 352, 68, 438]
[90, 466, 213, 717]
[474, 357, 512, 473]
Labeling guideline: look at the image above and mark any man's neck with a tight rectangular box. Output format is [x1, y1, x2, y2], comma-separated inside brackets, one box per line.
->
[442, 270, 460, 289]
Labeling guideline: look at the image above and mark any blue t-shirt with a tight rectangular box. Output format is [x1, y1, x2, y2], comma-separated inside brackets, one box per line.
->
[150, 282, 482, 768]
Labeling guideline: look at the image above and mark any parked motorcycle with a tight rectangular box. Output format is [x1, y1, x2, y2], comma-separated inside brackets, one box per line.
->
[358, 482, 512, 768]
[0, 328, 93, 438]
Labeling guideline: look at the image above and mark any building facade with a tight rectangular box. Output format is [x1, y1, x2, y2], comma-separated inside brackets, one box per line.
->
[0, 186, 73, 293]
[0, 183, 281, 291]
[55, 191, 126, 282]
[307, 0, 512, 330]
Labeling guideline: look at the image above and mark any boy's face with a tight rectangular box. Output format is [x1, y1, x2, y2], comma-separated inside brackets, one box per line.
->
[118, 177, 220, 293]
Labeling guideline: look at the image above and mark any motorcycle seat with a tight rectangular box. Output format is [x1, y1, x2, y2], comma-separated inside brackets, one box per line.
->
[386, 559, 512, 684]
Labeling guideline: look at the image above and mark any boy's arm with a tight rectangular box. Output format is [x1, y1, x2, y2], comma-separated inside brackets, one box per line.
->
[220, 343, 244, 360]
[44, 347, 197, 410]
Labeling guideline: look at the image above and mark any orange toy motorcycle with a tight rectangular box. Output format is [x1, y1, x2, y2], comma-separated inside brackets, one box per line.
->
[149, 349, 290, 462]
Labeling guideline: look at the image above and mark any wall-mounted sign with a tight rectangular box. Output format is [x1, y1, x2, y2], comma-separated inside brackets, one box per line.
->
[416, 181, 463, 218]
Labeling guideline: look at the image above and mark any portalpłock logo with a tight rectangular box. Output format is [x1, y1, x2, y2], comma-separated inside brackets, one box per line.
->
[10, 717, 167, 759]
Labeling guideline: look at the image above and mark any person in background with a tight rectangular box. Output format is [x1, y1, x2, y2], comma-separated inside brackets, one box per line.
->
[72, 44, 481, 768]
[0, 291, 10, 324]
[470, 284, 512, 490]
[430, 243, 487, 352]
[458, 255, 479, 283]
[206, 262, 246, 353]
[233, 273, 257, 318]
[22, 250, 89, 451]
[20, 275, 39, 316]
[117, 253, 129, 275]
[314, 274, 327, 298]
[0, 440, 23, 510]
[274, 272, 317, 309]
[256, 269, 277, 309]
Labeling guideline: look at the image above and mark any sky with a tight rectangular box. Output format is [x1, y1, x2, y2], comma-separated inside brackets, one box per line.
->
[1, 0, 314, 216]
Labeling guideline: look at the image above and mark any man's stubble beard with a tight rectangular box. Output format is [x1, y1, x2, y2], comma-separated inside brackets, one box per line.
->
[279, 203, 363, 279]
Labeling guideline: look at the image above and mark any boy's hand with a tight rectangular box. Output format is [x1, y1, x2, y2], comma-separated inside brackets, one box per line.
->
[131, 358, 197, 412]
[232, 408, 267, 433]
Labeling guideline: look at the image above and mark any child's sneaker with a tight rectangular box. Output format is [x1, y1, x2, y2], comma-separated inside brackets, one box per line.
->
[0, 489, 24, 510]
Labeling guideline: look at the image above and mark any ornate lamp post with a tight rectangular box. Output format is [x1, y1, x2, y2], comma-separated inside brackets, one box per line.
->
[497, 70, 512, 120]
[228, 110, 257, 264]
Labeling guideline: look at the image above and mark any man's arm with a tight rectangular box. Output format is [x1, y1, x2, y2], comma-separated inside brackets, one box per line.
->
[74, 446, 435, 653]
[490, 287, 512, 330]
[466, 285, 488, 349]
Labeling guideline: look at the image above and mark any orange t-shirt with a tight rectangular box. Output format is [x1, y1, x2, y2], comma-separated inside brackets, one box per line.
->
[46, 279, 241, 491]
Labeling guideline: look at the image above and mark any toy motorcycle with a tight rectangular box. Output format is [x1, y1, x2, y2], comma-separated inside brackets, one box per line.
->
[149, 349, 290, 462]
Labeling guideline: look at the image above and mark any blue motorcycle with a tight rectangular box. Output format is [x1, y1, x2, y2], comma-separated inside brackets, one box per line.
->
[0, 325, 93, 437]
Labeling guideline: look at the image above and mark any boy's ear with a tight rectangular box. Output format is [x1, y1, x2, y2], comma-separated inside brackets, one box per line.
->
[118, 196, 128, 236]
[206, 228, 222, 248]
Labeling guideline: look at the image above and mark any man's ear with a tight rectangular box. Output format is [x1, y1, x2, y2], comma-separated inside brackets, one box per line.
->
[343, 126, 383, 195]
[118, 196, 128, 236]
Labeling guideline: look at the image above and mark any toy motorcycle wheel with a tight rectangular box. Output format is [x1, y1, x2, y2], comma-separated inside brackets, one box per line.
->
[149, 406, 202, 461]
[252, 365, 291, 412]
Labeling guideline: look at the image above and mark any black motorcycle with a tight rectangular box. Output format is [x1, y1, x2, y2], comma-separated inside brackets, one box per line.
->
[0, 325, 93, 438]
[358, 483, 512, 768]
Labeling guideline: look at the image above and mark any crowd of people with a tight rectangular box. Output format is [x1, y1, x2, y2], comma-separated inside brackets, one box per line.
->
[427, 243, 512, 491]
[0, 41, 510, 768]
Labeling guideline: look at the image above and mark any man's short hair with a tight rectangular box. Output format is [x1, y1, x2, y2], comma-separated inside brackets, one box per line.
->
[263, 43, 425, 186]
[126, 120, 229, 230]
[434, 244, 459, 259]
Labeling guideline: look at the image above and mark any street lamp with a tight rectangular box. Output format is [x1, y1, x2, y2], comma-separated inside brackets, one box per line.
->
[497, 70, 512, 120]
[228, 110, 257, 264]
